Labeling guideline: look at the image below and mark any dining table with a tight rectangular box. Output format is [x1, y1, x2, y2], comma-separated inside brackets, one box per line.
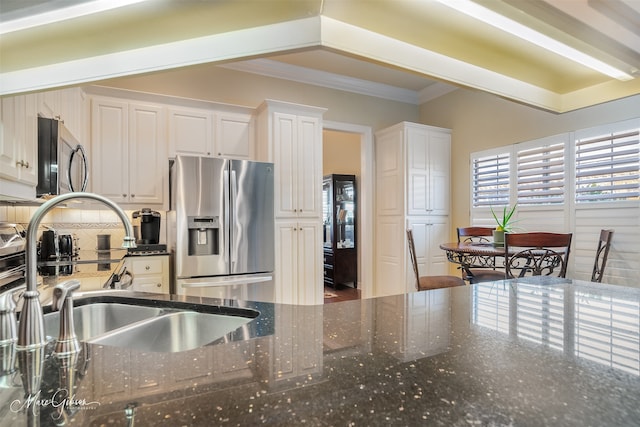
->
[439, 241, 508, 281]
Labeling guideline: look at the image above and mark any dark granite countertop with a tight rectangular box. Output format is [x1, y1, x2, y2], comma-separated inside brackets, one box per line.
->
[1, 277, 639, 426]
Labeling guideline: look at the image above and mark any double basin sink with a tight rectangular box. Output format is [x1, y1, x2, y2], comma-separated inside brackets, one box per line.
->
[43, 294, 260, 353]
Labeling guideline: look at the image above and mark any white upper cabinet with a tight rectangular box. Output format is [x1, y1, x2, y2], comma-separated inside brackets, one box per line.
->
[215, 111, 254, 159]
[258, 104, 324, 219]
[168, 106, 213, 157]
[0, 94, 38, 187]
[376, 122, 451, 217]
[38, 87, 86, 140]
[406, 124, 451, 216]
[91, 97, 166, 206]
[168, 106, 254, 159]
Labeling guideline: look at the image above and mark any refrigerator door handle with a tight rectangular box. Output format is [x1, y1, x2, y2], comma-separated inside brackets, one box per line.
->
[223, 169, 230, 263]
[230, 169, 238, 265]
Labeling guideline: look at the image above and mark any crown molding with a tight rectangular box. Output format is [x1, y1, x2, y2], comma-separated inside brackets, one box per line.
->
[419, 82, 458, 104]
[220, 58, 421, 105]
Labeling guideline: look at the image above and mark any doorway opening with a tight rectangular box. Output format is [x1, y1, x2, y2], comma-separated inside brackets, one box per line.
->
[322, 122, 374, 303]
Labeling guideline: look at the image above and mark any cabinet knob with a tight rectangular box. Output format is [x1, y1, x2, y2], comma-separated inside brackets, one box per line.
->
[156, 283, 161, 288]
[145, 265, 150, 271]
[131, 194, 135, 198]
[122, 194, 127, 197]
[15, 160, 30, 168]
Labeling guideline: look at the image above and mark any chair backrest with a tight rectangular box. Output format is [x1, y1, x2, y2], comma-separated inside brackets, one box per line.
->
[406, 229, 420, 289]
[591, 229, 614, 283]
[457, 226, 495, 243]
[504, 232, 573, 279]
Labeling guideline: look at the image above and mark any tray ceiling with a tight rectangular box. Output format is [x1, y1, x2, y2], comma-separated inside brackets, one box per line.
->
[1, 0, 639, 112]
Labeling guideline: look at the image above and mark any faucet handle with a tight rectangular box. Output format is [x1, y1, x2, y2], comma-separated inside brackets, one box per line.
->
[0, 284, 26, 344]
[0, 284, 26, 311]
[52, 280, 81, 311]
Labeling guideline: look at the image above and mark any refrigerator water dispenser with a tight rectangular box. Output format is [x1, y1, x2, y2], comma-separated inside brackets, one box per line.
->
[188, 216, 219, 256]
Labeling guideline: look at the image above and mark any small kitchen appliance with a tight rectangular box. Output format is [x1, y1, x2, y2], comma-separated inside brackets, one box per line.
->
[37, 117, 88, 198]
[132, 208, 161, 244]
[0, 223, 26, 287]
[37, 228, 78, 276]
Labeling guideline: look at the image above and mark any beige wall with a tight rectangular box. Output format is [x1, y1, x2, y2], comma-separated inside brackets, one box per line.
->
[419, 89, 640, 239]
[322, 130, 361, 177]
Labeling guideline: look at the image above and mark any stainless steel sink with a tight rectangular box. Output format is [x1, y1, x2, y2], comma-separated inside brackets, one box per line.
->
[88, 311, 253, 353]
[44, 303, 164, 340]
[41, 295, 260, 353]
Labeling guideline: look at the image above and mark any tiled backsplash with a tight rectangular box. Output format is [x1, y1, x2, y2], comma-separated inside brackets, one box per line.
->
[0, 204, 166, 280]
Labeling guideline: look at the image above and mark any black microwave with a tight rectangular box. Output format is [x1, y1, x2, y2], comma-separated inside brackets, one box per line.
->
[36, 117, 88, 198]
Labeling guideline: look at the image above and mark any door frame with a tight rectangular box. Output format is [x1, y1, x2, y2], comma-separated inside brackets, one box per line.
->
[323, 120, 374, 299]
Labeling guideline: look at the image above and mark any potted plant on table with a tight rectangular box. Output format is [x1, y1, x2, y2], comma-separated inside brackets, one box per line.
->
[491, 204, 518, 246]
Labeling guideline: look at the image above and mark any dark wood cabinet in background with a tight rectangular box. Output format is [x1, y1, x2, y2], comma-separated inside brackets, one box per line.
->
[323, 174, 357, 288]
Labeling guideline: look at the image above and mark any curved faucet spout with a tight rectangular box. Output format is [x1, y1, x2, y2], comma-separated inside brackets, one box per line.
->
[17, 192, 137, 349]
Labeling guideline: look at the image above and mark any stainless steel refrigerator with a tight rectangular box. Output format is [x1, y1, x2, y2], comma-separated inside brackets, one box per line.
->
[169, 155, 275, 296]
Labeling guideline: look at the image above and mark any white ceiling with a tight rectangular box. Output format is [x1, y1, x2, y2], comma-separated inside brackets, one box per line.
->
[1, 0, 639, 112]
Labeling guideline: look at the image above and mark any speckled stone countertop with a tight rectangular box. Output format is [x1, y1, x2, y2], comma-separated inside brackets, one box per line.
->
[1, 277, 639, 426]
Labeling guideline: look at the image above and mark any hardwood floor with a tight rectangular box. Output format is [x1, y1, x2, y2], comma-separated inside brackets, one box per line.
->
[324, 284, 361, 304]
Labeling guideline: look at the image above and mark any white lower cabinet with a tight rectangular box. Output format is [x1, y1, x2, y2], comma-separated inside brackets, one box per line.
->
[376, 215, 450, 297]
[274, 220, 323, 305]
[123, 255, 170, 294]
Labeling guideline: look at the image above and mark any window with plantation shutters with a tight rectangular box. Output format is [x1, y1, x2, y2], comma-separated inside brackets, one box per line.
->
[517, 142, 565, 205]
[575, 127, 640, 203]
[472, 152, 510, 207]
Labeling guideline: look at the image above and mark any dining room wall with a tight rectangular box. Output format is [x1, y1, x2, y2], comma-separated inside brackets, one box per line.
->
[419, 89, 640, 242]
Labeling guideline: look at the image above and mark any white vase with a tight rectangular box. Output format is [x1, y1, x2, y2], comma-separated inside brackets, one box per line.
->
[493, 230, 505, 246]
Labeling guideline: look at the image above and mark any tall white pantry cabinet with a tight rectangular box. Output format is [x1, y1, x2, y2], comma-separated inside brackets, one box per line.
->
[375, 122, 452, 297]
[256, 100, 327, 306]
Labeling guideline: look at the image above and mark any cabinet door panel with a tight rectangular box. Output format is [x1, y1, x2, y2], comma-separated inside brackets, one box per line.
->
[297, 116, 322, 217]
[129, 103, 165, 205]
[375, 129, 403, 216]
[0, 97, 19, 180]
[274, 221, 298, 305]
[375, 217, 406, 296]
[296, 221, 323, 305]
[428, 132, 451, 215]
[216, 112, 254, 159]
[168, 107, 212, 157]
[273, 113, 297, 217]
[91, 98, 129, 203]
[427, 217, 450, 275]
[21, 94, 38, 185]
[407, 128, 429, 215]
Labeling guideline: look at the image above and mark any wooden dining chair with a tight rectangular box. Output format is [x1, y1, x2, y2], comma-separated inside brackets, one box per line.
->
[456, 226, 505, 283]
[591, 229, 614, 283]
[406, 229, 466, 290]
[456, 226, 494, 243]
[504, 232, 573, 279]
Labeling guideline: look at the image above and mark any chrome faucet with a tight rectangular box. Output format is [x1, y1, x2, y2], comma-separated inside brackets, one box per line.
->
[17, 192, 137, 350]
